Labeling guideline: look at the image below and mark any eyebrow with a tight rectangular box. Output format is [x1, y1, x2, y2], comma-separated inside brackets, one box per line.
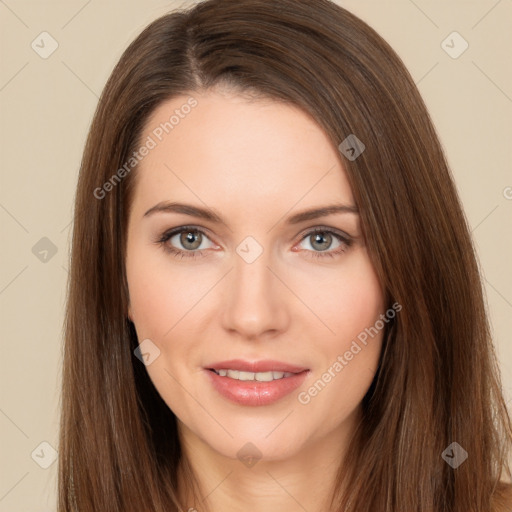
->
[143, 201, 359, 224]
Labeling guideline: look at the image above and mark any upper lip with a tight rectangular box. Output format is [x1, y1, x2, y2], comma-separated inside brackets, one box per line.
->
[206, 359, 308, 374]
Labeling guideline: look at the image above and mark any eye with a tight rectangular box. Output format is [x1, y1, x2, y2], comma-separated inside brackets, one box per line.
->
[295, 227, 353, 259]
[156, 226, 216, 259]
[155, 225, 353, 261]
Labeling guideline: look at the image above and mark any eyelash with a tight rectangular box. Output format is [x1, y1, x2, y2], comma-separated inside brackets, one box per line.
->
[155, 225, 353, 261]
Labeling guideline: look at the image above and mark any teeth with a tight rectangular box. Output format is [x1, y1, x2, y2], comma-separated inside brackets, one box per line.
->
[213, 369, 295, 381]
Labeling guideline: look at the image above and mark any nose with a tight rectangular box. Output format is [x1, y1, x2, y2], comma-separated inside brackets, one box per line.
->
[220, 247, 290, 341]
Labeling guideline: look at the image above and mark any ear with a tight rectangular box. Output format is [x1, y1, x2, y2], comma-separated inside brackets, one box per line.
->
[127, 304, 133, 322]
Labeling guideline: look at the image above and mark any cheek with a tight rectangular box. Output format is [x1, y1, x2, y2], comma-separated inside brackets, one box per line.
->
[301, 251, 385, 409]
[126, 241, 204, 339]
[127, 262, 170, 338]
[315, 251, 386, 344]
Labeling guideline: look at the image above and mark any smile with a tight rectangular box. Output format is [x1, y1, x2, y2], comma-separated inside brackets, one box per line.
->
[210, 369, 295, 381]
[205, 360, 309, 406]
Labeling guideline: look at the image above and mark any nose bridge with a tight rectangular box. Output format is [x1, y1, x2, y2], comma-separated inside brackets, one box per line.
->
[234, 247, 273, 299]
[221, 240, 288, 338]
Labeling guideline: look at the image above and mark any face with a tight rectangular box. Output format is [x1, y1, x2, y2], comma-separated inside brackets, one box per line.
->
[125, 88, 386, 463]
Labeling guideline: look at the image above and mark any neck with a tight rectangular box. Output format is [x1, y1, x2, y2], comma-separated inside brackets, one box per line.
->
[176, 407, 362, 512]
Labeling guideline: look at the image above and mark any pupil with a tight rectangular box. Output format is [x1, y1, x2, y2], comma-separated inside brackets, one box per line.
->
[182, 231, 200, 249]
[313, 233, 330, 251]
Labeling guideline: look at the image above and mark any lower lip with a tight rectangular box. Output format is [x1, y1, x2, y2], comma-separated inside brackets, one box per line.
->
[205, 369, 309, 406]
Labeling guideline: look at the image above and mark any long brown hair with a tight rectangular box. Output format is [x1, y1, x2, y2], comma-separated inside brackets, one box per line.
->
[59, 0, 512, 510]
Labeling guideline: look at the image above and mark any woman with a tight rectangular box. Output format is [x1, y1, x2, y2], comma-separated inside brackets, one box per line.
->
[59, 0, 512, 510]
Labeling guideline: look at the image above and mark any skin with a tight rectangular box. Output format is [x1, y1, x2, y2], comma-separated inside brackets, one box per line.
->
[125, 87, 386, 512]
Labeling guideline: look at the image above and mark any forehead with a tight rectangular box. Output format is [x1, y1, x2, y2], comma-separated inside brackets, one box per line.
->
[131, 91, 355, 220]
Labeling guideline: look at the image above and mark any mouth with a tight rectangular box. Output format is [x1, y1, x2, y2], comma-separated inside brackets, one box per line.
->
[204, 359, 309, 406]
[208, 368, 297, 381]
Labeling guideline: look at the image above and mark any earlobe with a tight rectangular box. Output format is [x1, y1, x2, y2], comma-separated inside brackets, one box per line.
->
[127, 305, 133, 323]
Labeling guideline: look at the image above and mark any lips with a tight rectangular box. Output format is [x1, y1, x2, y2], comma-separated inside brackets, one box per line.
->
[206, 359, 308, 374]
[204, 359, 309, 406]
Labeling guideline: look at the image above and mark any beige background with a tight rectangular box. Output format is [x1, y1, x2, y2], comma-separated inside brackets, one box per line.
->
[0, 0, 511, 509]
